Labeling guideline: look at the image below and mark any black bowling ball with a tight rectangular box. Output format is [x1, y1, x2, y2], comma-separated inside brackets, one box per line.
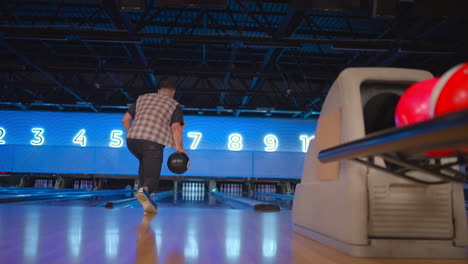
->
[167, 152, 190, 174]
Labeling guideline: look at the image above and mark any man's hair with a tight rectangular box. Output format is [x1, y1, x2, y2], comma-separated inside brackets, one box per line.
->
[159, 80, 176, 90]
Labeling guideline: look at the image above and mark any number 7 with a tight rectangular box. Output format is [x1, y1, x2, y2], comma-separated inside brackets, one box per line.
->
[187, 132, 202, 150]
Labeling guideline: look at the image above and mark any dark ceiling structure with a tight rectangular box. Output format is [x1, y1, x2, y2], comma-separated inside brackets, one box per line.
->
[0, 0, 467, 118]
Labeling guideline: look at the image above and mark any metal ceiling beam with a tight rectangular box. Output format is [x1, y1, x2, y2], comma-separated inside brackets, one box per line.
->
[22, 40, 346, 61]
[0, 39, 98, 112]
[273, 7, 303, 40]
[0, 81, 320, 97]
[0, 102, 28, 110]
[136, 2, 158, 32]
[221, 41, 240, 105]
[0, 101, 317, 118]
[0, 61, 339, 80]
[303, 108, 321, 119]
[235, 0, 268, 29]
[0, 26, 405, 47]
[18, 50, 346, 66]
[103, 0, 157, 91]
[81, 41, 132, 101]
[239, 6, 303, 109]
[17, 1, 368, 19]
[276, 66, 298, 107]
[376, 18, 449, 67]
[6, 15, 383, 39]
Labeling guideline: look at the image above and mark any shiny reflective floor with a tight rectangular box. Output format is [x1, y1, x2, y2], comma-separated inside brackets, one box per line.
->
[1, 204, 467, 264]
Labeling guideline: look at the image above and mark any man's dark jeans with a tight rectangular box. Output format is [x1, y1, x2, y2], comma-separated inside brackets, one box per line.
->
[126, 138, 165, 194]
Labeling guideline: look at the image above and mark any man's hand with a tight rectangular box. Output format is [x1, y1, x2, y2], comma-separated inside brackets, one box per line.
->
[176, 149, 188, 156]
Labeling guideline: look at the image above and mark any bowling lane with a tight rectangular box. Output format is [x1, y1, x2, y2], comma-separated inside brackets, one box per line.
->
[0, 182, 297, 211]
[0, 187, 135, 206]
[250, 192, 294, 210]
[0, 204, 465, 264]
[12, 193, 134, 207]
[156, 191, 252, 209]
[0, 187, 266, 210]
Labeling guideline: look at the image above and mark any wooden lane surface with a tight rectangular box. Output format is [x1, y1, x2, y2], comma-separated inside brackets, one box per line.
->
[0, 205, 466, 264]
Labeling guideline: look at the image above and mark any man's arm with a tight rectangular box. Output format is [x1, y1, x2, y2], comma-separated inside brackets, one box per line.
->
[171, 122, 187, 156]
[122, 112, 133, 132]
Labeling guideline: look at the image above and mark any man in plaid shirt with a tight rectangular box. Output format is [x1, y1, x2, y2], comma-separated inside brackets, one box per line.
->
[122, 80, 187, 214]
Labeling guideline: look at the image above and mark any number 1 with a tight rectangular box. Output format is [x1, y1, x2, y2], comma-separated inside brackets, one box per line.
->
[300, 135, 315, 152]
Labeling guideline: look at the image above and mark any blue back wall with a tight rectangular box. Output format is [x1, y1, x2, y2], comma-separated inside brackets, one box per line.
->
[0, 110, 316, 179]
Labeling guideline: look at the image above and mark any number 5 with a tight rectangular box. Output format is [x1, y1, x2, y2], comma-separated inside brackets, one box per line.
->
[109, 130, 123, 148]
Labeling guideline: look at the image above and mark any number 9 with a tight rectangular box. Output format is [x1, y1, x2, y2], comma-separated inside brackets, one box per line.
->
[264, 134, 278, 152]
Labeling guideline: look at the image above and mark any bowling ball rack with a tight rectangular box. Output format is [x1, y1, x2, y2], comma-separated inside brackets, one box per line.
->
[318, 109, 468, 184]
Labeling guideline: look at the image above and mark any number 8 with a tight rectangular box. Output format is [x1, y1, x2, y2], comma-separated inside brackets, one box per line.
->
[228, 133, 243, 151]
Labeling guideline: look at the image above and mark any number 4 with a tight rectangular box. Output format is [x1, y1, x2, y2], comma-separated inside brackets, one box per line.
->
[73, 129, 87, 147]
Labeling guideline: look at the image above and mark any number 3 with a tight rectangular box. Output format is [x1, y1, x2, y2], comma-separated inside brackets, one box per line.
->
[31, 128, 45, 145]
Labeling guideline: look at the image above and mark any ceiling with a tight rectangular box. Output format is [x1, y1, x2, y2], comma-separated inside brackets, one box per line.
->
[1, 0, 467, 118]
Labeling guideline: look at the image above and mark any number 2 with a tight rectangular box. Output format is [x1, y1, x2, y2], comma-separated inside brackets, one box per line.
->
[0, 127, 5, 144]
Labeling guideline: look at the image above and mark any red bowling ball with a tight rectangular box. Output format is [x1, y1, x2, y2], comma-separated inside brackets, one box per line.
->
[395, 77, 456, 156]
[395, 78, 439, 128]
[430, 63, 468, 153]
[430, 63, 468, 117]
